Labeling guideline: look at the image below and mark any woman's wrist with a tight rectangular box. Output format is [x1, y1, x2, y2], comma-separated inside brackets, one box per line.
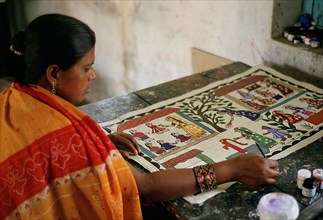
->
[193, 164, 217, 193]
[211, 159, 238, 184]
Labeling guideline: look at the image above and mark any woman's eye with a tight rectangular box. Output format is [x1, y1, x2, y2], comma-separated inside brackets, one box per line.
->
[85, 67, 92, 72]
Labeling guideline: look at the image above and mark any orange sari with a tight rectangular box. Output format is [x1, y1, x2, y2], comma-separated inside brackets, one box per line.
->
[0, 83, 142, 219]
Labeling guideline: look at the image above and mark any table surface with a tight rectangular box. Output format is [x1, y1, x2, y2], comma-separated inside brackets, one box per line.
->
[80, 62, 323, 220]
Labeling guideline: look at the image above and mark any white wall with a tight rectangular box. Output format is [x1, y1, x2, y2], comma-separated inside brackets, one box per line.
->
[21, 1, 322, 102]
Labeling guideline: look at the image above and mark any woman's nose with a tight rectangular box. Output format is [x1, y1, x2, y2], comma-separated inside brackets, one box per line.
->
[90, 69, 97, 80]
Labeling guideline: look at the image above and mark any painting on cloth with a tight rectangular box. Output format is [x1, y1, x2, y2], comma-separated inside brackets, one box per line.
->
[99, 66, 323, 203]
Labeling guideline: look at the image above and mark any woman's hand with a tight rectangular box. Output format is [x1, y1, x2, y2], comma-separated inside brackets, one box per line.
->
[225, 153, 280, 187]
[108, 132, 141, 158]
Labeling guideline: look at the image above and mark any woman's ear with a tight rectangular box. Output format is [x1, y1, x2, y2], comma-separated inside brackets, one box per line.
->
[45, 65, 59, 83]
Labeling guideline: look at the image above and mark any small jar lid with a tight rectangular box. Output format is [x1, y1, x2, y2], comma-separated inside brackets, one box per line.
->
[257, 192, 299, 220]
[313, 169, 323, 180]
[298, 169, 311, 178]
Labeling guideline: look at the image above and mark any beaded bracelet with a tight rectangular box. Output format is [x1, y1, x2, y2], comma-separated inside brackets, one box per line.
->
[193, 164, 217, 193]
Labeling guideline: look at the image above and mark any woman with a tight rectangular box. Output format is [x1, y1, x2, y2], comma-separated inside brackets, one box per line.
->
[0, 14, 280, 220]
[234, 127, 277, 148]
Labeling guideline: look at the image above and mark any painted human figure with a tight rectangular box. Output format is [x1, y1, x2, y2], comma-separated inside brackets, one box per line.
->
[145, 142, 166, 154]
[234, 127, 277, 148]
[146, 122, 169, 134]
[283, 104, 315, 119]
[262, 78, 294, 96]
[262, 126, 292, 141]
[240, 99, 268, 110]
[129, 129, 154, 143]
[237, 90, 253, 99]
[299, 97, 323, 109]
[171, 132, 192, 143]
[165, 115, 206, 139]
[253, 96, 276, 105]
[254, 89, 276, 98]
[220, 138, 248, 153]
[216, 109, 261, 128]
[156, 140, 177, 150]
[255, 89, 283, 101]
[272, 110, 303, 124]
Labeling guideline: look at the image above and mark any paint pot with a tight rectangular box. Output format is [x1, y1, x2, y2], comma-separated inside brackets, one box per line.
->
[287, 30, 296, 42]
[297, 169, 311, 189]
[293, 37, 302, 44]
[257, 192, 299, 220]
[311, 36, 320, 48]
[302, 178, 316, 197]
[304, 34, 313, 45]
[300, 31, 307, 43]
[284, 27, 292, 39]
[312, 168, 323, 190]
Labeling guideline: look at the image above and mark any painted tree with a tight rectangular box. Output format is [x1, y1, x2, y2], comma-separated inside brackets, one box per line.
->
[262, 111, 307, 134]
[177, 90, 236, 133]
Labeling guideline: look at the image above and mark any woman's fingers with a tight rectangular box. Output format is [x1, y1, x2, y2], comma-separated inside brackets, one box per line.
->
[233, 153, 281, 187]
[109, 132, 141, 155]
[266, 159, 281, 177]
[120, 150, 130, 158]
[119, 133, 141, 153]
[267, 159, 279, 169]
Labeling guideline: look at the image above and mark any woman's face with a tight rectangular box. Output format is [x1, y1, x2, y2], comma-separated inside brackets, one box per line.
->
[56, 47, 96, 104]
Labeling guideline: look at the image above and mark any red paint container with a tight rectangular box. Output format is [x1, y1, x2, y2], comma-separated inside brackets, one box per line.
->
[312, 168, 323, 190]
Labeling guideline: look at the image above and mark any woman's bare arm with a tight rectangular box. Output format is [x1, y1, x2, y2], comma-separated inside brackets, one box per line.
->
[130, 153, 280, 203]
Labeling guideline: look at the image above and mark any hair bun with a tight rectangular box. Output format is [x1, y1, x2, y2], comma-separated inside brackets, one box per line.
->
[4, 31, 26, 81]
[11, 31, 25, 55]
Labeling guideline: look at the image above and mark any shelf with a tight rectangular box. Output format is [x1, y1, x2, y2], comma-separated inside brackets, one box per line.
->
[273, 36, 323, 55]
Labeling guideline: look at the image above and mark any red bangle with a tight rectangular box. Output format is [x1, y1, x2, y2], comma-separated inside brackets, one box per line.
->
[193, 164, 217, 193]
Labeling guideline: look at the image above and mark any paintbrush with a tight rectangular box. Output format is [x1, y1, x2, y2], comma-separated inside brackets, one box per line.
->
[255, 142, 266, 158]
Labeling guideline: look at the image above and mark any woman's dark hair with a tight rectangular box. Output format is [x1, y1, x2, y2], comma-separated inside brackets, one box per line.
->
[5, 14, 96, 84]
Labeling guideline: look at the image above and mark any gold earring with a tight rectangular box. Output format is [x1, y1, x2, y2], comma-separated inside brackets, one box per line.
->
[51, 81, 56, 94]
